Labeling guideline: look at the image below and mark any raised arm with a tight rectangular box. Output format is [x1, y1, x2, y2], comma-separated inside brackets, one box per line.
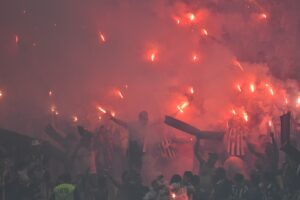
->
[194, 137, 205, 165]
[111, 117, 129, 129]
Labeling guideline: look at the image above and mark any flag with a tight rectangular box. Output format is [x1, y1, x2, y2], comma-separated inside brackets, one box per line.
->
[280, 112, 291, 146]
[159, 137, 176, 159]
[226, 126, 246, 157]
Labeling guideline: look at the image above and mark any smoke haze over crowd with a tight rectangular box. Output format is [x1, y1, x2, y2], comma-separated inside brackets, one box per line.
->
[0, 0, 300, 138]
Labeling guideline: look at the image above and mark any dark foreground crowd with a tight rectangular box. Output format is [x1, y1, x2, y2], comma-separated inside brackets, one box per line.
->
[1, 138, 300, 200]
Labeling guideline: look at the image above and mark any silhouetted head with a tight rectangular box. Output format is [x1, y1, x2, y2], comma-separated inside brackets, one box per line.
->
[183, 171, 193, 184]
[207, 153, 218, 166]
[234, 173, 244, 186]
[138, 110, 149, 125]
[170, 174, 182, 185]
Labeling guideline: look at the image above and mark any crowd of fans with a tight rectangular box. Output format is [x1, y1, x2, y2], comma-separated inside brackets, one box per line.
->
[0, 119, 300, 200]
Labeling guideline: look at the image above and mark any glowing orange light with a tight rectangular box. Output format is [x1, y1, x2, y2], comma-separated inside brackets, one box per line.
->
[55, 111, 59, 116]
[243, 111, 249, 122]
[268, 120, 273, 127]
[297, 97, 300, 107]
[111, 111, 116, 117]
[72, 116, 78, 122]
[97, 106, 107, 113]
[98, 116, 102, 121]
[260, 13, 267, 19]
[285, 97, 288, 105]
[177, 101, 189, 113]
[174, 17, 181, 25]
[232, 59, 244, 72]
[50, 105, 56, 113]
[192, 54, 198, 62]
[236, 84, 242, 92]
[189, 13, 195, 21]
[269, 88, 274, 96]
[250, 84, 255, 93]
[98, 32, 106, 43]
[0, 90, 3, 98]
[15, 35, 19, 44]
[201, 29, 208, 36]
[115, 89, 124, 99]
[150, 53, 156, 62]
[231, 109, 237, 115]
[49, 90, 53, 97]
[190, 87, 194, 94]
[171, 193, 176, 199]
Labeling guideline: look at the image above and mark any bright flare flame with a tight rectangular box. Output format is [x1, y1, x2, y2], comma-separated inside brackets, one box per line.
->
[72, 116, 78, 122]
[201, 29, 208, 36]
[49, 90, 53, 97]
[231, 109, 237, 115]
[98, 32, 106, 43]
[116, 89, 124, 99]
[260, 13, 267, 19]
[177, 101, 189, 113]
[268, 120, 273, 127]
[171, 193, 176, 199]
[151, 53, 156, 62]
[250, 84, 255, 93]
[50, 105, 56, 113]
[189, 13, 195, 21]
[243, 111, 249, 122]
[269, 88, 274, 96]
[111, 111, 116, 117]
[192, 54, 198, 62]
[236, 84, 242, 92]
[297, 97, 300, 107]
[97, 106, 107, 113]
[190, 87, 194, 94]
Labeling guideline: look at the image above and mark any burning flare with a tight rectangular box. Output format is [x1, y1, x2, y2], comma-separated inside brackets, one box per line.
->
[177, 101, 189, 113]
[151, 53, 156, 62]
[98, 32, 106, 43]
[115, 89, 124, 99]
[250, 84, 255, 93]
[236, 84, 242, 92]
[243, 111, 249, 122]
[97, 106, 107, 114]
[231, 109, 237, 115]
[72, 116, 78, 122]
[189, 13, 195, 22]
[201, 29, 208, 36]
[190, 87, 194, 94]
